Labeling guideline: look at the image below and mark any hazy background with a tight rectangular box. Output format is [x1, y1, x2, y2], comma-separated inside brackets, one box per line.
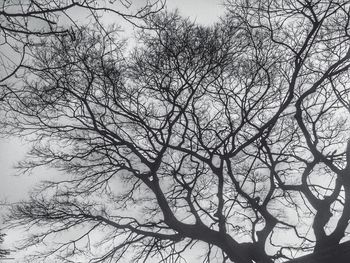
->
[0, 0, 225, 260]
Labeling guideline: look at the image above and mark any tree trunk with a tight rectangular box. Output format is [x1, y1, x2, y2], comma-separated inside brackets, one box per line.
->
[287, 241, 350, 263]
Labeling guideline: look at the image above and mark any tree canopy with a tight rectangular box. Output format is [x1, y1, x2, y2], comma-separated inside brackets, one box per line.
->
[0, 0, 163, 96]
[2, 1, 350, 263]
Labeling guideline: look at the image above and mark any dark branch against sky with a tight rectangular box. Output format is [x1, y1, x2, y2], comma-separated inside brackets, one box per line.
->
[0, 0, 225, 261]
[2, 1, 350, 263]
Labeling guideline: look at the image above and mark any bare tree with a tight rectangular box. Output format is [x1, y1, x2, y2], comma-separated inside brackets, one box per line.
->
[3, 1, 350, 262]
[0, 0, 164, 101]
[226, 0, 350, 256]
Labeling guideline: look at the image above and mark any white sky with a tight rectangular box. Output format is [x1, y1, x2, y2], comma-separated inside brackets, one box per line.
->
[1, 1, 329, 261]
[0, 0, 226, 261]
[0, 0, 226, 204]
[166, 0, 225, 24]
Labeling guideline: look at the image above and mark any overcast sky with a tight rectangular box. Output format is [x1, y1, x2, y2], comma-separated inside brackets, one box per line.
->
[0, 0, 225, 202]
[0, 0, 226, 260]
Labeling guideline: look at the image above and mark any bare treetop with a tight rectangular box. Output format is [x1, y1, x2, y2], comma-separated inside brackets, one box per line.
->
[0, 0, 164, 89]
[2, 1, 350, 263]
